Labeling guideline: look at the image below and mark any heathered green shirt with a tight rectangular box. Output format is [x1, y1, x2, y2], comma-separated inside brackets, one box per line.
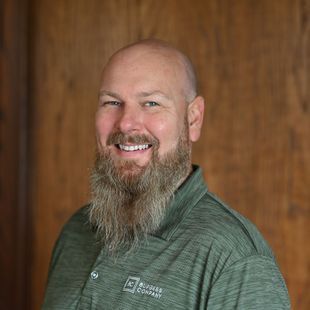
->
[43, 166, 290, 309]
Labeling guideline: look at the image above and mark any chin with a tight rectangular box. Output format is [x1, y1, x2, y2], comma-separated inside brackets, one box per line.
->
[114, 159, 147, 176]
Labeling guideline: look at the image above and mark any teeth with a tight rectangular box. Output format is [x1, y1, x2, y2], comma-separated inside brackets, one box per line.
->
[119, 144, 150, 152]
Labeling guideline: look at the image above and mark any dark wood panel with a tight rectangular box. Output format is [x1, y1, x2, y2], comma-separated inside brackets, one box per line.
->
[28, 0, 310, 309]
[0, 0, 29, 309]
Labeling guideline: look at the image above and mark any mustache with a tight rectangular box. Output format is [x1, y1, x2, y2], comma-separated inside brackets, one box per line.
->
[106, 131, 160, 148]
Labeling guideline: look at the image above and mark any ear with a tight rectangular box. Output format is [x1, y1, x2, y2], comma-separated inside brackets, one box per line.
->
[187, 96, 205, 142]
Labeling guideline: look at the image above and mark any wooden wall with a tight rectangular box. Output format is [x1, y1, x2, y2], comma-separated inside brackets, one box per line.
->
[0, 0, 29, 309]
[1, 0, 309, 309]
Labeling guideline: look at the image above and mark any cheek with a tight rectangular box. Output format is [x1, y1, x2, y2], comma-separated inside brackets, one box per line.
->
[95, 113, 113, 142]
[146, 115, 181, 152]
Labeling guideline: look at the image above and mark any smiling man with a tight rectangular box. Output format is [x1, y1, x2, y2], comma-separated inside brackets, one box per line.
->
[89, 41, 203, 255]
[43, 40, 290, 309]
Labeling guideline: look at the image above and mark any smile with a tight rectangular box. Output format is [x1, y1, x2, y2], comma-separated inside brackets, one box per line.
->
[117, 144, 151, 152]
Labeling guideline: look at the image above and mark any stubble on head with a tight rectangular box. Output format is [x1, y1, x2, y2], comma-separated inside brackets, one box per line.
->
[88, 118, 191, 256]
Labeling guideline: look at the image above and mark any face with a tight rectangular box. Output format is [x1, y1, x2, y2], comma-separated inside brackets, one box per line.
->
[90, 44, 204, 253]
[96, 46, 204, 176]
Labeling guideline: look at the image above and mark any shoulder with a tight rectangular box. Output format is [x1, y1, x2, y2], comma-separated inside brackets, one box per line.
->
[55, 205, 94, 247]
[185, 190, 275, 261]
[48, 205, 97, 269]
[62, 205, 90, 230]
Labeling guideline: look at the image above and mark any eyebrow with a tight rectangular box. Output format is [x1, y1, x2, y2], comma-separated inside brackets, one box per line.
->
[137, 90, 171, 100]
[99, 90, 171, 100]
[98, 90, 121, 100]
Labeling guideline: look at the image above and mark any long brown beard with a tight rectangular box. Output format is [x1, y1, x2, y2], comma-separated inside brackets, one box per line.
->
[88, 120, 191, 255]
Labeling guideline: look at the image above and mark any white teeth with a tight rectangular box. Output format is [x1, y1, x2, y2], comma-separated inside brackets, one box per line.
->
[119, 144, 149, 152]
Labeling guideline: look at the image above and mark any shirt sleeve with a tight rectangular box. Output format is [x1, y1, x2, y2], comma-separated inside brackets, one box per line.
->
[206, 255, 291, 310]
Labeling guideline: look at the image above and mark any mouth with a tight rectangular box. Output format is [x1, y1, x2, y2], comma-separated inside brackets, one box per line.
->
[116, 144, 152, 152]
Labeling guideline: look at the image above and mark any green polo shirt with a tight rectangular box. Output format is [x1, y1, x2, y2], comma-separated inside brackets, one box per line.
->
[43, 166, 290, 309]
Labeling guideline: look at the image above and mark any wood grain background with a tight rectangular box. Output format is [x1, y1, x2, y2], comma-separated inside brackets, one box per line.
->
[0, 0, 29, 309]
[1, 0, 309, 309]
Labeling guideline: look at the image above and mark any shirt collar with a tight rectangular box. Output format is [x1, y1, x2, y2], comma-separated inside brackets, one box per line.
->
[152, 165, 208, 240]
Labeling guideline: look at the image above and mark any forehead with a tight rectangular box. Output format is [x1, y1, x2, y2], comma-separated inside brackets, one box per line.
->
[105, 44, 184, 72]
[100, 46, 187, 98]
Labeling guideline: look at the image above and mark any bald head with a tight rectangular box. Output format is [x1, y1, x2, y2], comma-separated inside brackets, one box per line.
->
[102, 39, 198, 102]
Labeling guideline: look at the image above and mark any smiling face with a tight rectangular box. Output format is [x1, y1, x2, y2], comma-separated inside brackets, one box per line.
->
[96, 43, 204, 180]
[90, 41, 204, 253]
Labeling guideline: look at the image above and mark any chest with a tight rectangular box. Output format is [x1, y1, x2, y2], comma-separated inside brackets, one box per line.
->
[44, 237, 213, 310]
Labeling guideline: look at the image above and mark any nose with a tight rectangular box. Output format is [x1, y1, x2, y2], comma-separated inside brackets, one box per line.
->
[117, 105, 143, 133]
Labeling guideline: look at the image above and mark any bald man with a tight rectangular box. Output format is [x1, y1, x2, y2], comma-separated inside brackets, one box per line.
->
[43, 40, 290, 309]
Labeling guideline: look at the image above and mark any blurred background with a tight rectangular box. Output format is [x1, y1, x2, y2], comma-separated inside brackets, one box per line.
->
[1, 0, 309, 309]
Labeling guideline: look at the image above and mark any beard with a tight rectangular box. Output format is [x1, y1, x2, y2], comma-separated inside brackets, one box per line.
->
[88, 119, 192, 255]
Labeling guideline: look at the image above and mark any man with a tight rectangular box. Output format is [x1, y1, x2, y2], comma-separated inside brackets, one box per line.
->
[43, 39, 290, 309]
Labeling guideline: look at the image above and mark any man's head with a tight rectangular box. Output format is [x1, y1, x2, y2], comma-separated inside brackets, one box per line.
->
[89, 39, 204, 254]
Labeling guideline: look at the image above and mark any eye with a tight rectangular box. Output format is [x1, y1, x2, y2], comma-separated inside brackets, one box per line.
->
[107, 101, 121, 106]
[99, 100, 121, 107]
[145, 101, 159, 107]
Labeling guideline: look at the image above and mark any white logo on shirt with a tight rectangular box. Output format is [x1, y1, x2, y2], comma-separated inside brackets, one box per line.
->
[123, 276, 163, 299]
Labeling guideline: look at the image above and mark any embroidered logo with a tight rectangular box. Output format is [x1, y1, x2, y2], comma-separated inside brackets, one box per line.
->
[122, 276, 163, 299]
[123, 276, 140, 294]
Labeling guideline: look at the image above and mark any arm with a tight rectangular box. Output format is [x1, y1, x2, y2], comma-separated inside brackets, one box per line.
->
[206, 255, 290, 310]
